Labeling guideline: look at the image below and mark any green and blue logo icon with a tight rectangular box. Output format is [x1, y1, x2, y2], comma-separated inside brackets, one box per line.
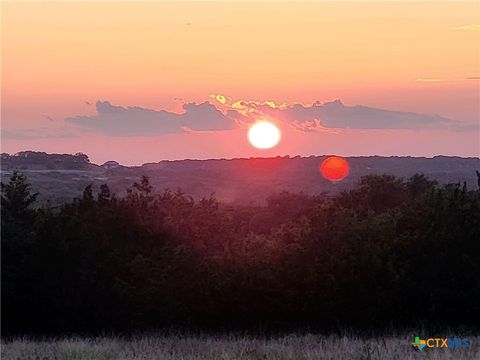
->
[411, 337, 426, 351]
[411, 336, 470, 351]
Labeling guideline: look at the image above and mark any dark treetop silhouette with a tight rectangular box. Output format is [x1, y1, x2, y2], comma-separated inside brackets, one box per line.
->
[2, 170, 479, 335]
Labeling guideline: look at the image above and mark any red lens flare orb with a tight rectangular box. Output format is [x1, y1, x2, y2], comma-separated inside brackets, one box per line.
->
[320, 156, 350, 181]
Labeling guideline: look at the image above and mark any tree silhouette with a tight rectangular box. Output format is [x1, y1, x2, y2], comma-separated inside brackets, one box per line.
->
[1, 172, 479, 335]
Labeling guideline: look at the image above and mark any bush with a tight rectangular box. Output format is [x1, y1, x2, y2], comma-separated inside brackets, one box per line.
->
[2, 172, 479, 335]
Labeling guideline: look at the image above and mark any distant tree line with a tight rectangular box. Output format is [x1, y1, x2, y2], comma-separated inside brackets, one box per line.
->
[1, 151, 90, 170]
[2, 171, 480, 335]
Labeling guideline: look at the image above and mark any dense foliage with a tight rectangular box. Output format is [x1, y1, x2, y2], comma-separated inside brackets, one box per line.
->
[1, 151, 90, 170]
[2, 171, 480, 335]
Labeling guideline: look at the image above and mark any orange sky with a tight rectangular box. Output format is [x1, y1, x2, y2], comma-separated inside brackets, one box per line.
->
[1, 1, 479, 164]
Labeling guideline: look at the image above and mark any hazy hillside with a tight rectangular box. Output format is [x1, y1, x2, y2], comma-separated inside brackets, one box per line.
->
[1, 151, 479, 204]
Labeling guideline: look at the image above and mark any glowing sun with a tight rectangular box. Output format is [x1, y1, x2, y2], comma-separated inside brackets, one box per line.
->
[248, 121, 281, 149]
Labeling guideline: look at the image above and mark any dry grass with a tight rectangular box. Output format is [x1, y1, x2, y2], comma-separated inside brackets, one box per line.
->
[2, 333, 479, 360]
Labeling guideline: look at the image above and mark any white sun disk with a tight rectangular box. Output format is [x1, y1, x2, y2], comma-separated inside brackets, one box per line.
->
[248, 121, 281, 149]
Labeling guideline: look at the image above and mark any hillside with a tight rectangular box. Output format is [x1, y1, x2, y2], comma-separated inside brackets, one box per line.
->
[1, 151, 479, 204]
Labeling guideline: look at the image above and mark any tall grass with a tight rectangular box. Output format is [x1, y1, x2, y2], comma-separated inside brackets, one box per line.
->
[2, 333, 479, 360]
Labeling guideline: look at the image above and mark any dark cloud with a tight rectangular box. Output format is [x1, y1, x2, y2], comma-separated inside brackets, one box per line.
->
[66, 101, 237, 136]
[247, 99, 476, 132]
[4, 98, 476, 141]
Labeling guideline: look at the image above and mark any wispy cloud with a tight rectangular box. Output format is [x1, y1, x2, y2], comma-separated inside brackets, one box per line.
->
[42, 115, 55, 122]
[1, 128, 78, 140]
[453, 24, 480, 31]
[415, 77, 480, 83]
[289, 119, 341, 134]
[210, 94, 288, 116]
[2, 114, 79, 139]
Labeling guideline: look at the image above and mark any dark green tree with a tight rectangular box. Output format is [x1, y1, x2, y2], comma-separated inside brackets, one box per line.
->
[1, 171, 39, 333]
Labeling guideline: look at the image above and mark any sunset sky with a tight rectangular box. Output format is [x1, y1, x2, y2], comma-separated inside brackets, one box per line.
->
[2, 1, 479, 165]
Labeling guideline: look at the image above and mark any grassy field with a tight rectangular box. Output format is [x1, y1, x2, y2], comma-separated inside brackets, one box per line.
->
[1, 333, 479, 360]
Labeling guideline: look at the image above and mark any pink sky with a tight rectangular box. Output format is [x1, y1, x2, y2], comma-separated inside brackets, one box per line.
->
[1, 1, 479, 165]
